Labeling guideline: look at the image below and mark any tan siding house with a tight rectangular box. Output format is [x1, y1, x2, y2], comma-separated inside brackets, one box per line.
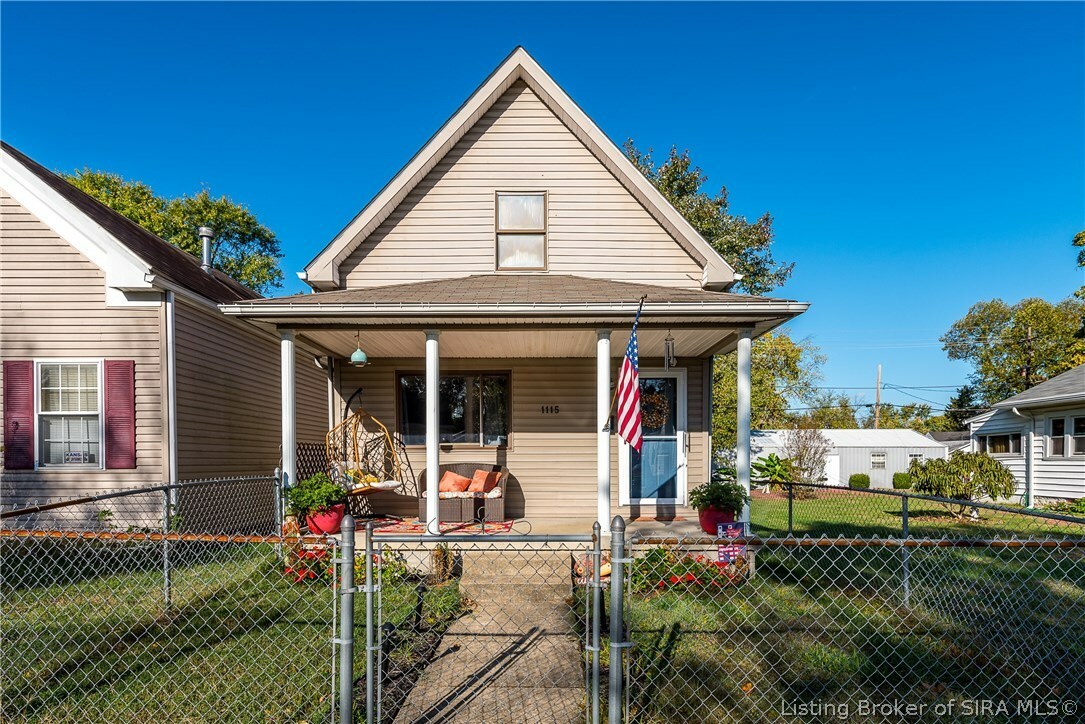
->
[0, 142, 327, 504]
[225, 48, 810, 532]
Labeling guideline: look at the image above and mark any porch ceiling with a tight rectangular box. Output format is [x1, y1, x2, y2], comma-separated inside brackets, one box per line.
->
[299, 326, 741, 359]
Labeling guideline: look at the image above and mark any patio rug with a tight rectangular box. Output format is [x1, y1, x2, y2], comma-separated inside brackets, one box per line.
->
[369, 518, 515, 535]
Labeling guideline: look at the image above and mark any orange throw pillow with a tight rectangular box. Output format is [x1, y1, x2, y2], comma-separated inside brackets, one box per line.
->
[438, 471, 471, 493]
[469, 469, 501, 493]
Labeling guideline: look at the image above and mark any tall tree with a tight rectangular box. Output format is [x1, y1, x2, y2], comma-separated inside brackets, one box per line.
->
[941, 297, 1085, 403]
[713, 332, 823, 454]
[64, 170, 284, 294]
[861, 402, 952, 434]
[624, 142, 793, 295]
[944, 385, 984, 430]
[1073, 230, 1085, 337]
[800, 392, 864, 429]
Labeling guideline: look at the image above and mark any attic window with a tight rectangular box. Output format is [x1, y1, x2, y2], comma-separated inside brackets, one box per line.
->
[496, 192, 546, 270]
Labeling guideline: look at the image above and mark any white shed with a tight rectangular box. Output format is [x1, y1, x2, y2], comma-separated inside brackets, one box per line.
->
[752, 429, 949, 489]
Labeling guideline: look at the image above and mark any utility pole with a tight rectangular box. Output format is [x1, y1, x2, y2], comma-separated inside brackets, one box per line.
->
[1024, 326, 1034, 388]
[874, 364, 882, 429]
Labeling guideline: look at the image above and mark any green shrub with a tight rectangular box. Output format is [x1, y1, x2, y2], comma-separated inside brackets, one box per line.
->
[892, 472, 913, 489]
[909, 452, 1016, 520]
[688, 476, 750, 514]
[849, 474, 871, 489]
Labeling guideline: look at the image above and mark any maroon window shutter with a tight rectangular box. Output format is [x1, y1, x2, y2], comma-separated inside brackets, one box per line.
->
[3, 360, 35, 470]
[104, 360, 136, 470]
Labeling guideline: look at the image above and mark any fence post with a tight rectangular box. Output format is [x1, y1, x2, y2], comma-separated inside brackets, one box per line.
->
[901, 495, 911, 609]
[591, 521, 602, 724]
[365, 521, 375, 724]
[162, 488, 172, 611]
[787, 483, 794, 537]
[339, 515, 355, 724]
[609, 516, 626, 724]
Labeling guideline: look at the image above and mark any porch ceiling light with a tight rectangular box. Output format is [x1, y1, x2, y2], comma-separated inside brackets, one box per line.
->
[350, 331, 369, 367]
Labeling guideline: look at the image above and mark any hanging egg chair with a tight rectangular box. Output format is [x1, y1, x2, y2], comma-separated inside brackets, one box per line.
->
[325, 408, 414, 496]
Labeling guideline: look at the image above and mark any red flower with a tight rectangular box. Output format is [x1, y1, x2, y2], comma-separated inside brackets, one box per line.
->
[683, 573, 696, 583]
[669, 575, 680, 585]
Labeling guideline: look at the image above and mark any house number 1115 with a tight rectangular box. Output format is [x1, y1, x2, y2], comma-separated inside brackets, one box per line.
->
[540, 405, 560, 414]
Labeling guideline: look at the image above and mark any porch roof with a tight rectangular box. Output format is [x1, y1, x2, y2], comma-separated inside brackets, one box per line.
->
[221, 274, 807, 319]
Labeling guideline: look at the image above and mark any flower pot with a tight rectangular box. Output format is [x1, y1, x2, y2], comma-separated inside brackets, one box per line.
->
[698, 506, 736, 536]
[306, 503, 346, 535]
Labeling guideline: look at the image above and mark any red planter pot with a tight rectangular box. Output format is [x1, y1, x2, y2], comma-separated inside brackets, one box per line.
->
[306, 503, 346, 535]
[698, 506, 736, 536]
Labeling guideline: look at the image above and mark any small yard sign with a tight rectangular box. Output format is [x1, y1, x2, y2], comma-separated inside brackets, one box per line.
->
[717, 521, 748, 563]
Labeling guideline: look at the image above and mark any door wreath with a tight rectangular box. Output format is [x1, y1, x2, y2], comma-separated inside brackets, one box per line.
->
[641, 391, 670, 430]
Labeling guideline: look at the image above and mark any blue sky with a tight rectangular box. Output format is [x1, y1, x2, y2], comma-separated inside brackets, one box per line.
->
[3, 2, 1082, 411]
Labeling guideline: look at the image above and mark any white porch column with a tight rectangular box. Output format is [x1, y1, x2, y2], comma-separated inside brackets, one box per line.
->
[597, 330, 612, 533]
[425, 330, 441, 533]
[280, 329, 297, 489]
[736, 327, 753, 523]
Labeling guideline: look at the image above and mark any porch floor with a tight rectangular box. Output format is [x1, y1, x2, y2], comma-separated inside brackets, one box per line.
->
[346, 516, 704, 538]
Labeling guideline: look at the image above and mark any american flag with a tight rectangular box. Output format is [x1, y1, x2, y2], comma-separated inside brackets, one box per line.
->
[615, 305, 643, 452]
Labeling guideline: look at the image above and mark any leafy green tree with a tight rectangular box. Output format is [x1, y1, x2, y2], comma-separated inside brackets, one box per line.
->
[908, 453, 1017, 520]
[624, 142, 793, 295]
[944, 385, 984, 430]
[941, 297, 1085, 403]
[802, 392, 863, 428]
[713, 332, 824, 453]
[860, 402, 953, 434]
[64, 170, 283, 294]
[1073, 230, 1085, 336]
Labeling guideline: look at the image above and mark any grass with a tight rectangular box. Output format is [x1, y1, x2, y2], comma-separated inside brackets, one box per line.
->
[622, 542, 1085, 723]
[1, 539, 467, 723]
[750, 488, 1085, 540]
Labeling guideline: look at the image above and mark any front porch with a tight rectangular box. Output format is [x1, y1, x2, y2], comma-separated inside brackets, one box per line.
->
[223, 275, 808, 534]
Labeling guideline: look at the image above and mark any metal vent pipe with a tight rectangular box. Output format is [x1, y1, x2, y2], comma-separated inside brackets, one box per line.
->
[198, 226, 214, 272]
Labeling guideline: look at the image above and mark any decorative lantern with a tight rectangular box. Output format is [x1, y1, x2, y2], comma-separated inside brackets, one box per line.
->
[350, 331, 369, 367]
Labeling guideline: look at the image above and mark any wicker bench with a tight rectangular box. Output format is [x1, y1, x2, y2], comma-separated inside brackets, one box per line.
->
[418, 463, 509, 523]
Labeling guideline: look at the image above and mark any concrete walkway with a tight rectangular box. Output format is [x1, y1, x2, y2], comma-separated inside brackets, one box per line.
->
[392, 550, 584, 723]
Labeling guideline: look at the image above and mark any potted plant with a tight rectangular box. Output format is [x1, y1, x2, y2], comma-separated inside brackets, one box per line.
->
[286, 472, 348, 535]
[688, 468, 750, 535]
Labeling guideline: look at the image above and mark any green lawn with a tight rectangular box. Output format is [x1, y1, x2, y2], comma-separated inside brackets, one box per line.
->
[622, 542, 1085, 723]
[1, 539, 466, 723]
[750, 488, 1085, 540]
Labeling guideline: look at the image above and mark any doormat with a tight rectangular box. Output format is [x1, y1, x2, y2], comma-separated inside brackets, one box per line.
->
[369, 518, 515, 535]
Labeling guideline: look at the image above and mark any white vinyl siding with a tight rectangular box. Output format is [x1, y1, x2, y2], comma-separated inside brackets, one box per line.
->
[971, 407, 1085, 501]
[340, 80, 704, 289]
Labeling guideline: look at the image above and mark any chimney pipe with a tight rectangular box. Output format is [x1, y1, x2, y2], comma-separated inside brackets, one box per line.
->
[198, 226, 214, 273]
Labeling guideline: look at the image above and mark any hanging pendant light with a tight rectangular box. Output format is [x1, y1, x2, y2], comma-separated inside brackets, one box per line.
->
[350, 330, 368, 367]
[664, 331, 677, 370]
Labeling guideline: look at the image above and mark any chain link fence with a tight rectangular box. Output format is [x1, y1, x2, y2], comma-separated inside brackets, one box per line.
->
[1, 476, 342, 723]
[623, 533, 1085, 723]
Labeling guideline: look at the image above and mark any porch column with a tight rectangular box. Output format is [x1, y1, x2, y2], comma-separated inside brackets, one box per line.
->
[597, 330, 612, 533]
[736, 327, 753, 523]
[280, 329, 297, 489]
[425, 330, 440, 533]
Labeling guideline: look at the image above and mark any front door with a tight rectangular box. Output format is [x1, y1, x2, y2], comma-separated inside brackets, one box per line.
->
[620, 369, 687, 506]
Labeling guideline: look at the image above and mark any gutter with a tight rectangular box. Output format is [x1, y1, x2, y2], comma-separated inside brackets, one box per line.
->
[1008, 406, 1035, 508]
[219, 300, 811, 318]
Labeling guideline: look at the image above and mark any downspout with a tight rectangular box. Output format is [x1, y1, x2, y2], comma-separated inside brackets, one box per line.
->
[165, 291, 178, 483]
[1009, 406, 1035, 508]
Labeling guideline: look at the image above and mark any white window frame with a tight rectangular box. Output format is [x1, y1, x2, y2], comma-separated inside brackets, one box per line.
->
[1046, 414, 1085, 458]
[908, 452, 924, 463]
[618, 367, 688, 506]
[33, 359, 105, 471]
[495, 190, 547, 271]
[870, 452, 887, 470]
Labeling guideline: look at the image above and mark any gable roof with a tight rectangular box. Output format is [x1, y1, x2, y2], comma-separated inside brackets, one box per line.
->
[302, 47, 737, 292]
[753, 428, 948, 449]
[991, 363, 1085, 409]
[0, 141, 259, 304]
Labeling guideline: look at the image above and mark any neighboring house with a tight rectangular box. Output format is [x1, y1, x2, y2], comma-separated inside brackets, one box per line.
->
[0, 142, 328, 505]
[222, 47, 810, 530]
[968, 363, 1085, 503]
[926, 430, 971, 455]
[752, 429, 948, 489]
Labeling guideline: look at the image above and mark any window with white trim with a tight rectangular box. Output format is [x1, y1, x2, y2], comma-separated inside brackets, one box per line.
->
[977, 432, 1021, 456]
[1048, 416, 1085, 457]
[37, 362, 101, 467]
[908, 453, 924, 462]
[870, 452, 886, 470]
[496, 192, 546, 270]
